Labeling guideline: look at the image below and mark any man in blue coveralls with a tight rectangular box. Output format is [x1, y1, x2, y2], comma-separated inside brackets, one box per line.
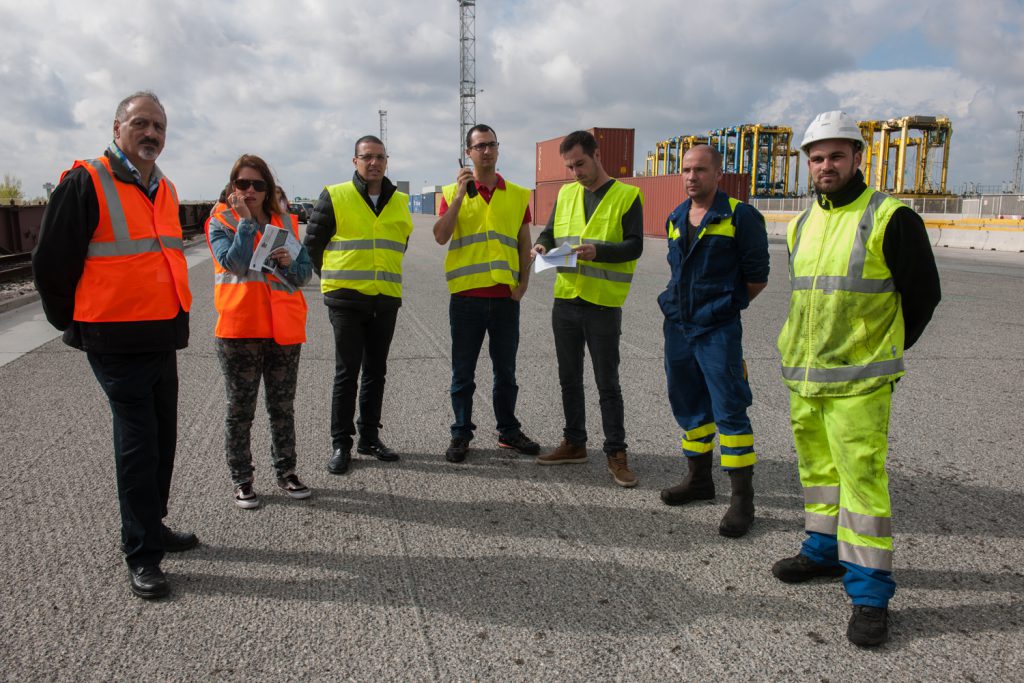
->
[657, 144, 769, 538]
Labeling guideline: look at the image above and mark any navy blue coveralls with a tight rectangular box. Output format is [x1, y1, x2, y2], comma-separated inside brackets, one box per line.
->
[657, 190, 769, 469]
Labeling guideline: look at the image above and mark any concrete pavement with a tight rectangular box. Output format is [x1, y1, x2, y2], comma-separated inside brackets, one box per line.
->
[1, 214, 1022, 681]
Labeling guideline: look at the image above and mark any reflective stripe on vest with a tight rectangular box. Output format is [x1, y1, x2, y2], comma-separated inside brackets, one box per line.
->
[208, 205, 307, 345]
[552, 181, 641, 308]
[321, 182, 412, 297]
[667, 197, 741, 242]
[777, 188, 905, 397]
[72, 156, 191, 322]
[441, 181, 529, 293]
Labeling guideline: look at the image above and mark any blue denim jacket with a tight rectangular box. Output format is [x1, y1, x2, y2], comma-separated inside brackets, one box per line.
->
[657, 190, 769, 337]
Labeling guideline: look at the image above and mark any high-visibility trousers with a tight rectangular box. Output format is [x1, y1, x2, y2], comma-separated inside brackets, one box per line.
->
[790, 382, 896, 607]
[664, 317, 756, 470]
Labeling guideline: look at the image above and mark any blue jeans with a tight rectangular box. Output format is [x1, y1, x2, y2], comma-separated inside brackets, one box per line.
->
[449, 295, 522, 440]
[552, 299, 626, 453]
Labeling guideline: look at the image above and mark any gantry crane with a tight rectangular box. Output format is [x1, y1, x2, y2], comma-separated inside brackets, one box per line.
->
[858, 115, 953, 196]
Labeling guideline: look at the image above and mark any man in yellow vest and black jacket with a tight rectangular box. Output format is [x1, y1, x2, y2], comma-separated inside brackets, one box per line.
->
[773, 111, 941, 647]
[531, 130, 644, 488]
[433, 124, 541, 463]
[33, 92, 197, 601]
[304, 135, 413, 475]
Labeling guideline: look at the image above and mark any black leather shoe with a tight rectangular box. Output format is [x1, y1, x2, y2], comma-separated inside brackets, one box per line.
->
[445, 438, 470, 463]
[328, 447, 351, 474]
[357, 438, 399, 461]
[129, 565, 169, 600]
[161, 526, 199, 552]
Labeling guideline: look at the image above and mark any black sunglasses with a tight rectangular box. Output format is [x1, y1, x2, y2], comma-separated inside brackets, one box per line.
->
[234, 179, 267, 192]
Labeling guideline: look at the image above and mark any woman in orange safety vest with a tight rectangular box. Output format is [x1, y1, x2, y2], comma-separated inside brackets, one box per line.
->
[206, 154, 312, 510]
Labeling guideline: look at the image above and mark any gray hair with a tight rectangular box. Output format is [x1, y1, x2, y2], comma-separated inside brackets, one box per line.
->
[114, 91, 166, 122]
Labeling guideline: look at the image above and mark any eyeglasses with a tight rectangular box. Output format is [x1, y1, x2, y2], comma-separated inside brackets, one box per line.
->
[233, 179, 267, 192]
[469, 142, 499, 152]
[355, 154, 388, 162]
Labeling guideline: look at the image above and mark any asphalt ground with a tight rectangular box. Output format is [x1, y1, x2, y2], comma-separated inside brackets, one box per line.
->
[1, 214, 1022, 681]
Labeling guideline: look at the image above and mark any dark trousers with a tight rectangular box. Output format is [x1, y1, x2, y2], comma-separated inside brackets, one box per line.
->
[215, 338, 302, 486]
[87, 350, 177, 570]
[552, 299, 626, 453]
[328, 305, 398, 450]
[449, 294, 522, 440]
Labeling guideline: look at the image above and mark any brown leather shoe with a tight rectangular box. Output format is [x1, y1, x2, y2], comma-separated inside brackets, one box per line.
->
[535, 439, 587, 465]
[607, 451, 637, 488]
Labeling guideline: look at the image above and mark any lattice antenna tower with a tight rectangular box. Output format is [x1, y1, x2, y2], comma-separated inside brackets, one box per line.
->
[378, 109, 388, 149]
[458, 0, 476, 161]
[1014, 110, 1024, 194]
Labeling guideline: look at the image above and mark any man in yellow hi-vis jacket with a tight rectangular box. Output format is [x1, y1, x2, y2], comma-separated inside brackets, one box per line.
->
[773, 111, 940, 647]
[304, 135, 413, 475]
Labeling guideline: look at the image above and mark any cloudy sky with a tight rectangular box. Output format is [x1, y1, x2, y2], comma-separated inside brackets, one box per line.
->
[1, 0, 1022, 201]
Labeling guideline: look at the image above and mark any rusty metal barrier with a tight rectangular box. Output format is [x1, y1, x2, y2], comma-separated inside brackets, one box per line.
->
[0, 201, 216, 255]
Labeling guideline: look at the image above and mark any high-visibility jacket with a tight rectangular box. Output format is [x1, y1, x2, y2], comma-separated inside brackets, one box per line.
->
[207, 205, 307, 345]
[70, 156, 191, 322]
[320, 182, 412, 298]
[552, 181, 641, 308]
[441, 180, 529, 293]
[777, 188, 906, 397]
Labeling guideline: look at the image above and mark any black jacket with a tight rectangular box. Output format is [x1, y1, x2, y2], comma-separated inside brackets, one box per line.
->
[32, 150, 189, 353]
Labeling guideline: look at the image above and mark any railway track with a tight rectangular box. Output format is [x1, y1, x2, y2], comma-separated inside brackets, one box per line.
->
[0, 253, 32, 284]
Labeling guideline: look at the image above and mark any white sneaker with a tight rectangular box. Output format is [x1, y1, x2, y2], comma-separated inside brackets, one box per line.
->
[234, 482, 259, 509]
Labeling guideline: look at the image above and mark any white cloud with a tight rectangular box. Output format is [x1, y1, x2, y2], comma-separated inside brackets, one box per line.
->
[0, 0, 1020, 201]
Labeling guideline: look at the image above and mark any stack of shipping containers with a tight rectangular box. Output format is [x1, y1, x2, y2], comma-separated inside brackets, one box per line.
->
[534, 127, 749, 237]
[534, 128, 635, 226]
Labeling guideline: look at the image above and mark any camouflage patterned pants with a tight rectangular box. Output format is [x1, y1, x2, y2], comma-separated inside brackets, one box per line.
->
[215, 338, 302, 486]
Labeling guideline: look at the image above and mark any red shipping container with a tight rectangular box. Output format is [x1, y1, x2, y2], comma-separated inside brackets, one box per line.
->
[536, 128, 635, 184]
[533, 180, 570, 226]
[617, 173, 750, 237]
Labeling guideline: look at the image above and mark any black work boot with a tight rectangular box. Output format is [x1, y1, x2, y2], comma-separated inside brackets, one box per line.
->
[660, 453, 715, 505]
[719, 465, 755, 537]
[847, 605, 889, 647]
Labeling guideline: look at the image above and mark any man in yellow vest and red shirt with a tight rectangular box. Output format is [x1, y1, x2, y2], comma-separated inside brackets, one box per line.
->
[531, 130, 644, 487]
[433, 124, 540, 462]
[33, 92, 196, 600]
[774, 110, 940, 647]
[304, 135, 413, 474]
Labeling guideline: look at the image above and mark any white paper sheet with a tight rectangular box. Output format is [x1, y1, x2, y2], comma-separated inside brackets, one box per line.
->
[534, 242, 577, 273]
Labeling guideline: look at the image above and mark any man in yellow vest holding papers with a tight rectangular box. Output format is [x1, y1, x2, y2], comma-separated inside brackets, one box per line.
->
[531, 130, 644, 488]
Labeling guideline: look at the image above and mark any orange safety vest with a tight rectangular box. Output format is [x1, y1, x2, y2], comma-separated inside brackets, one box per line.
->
[207, 205, 307, 345]
[71, 156, 191, 322]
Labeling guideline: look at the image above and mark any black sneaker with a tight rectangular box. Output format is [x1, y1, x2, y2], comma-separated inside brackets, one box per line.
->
[847, 605, 889, 647]
[446, 438, 470, 463]
[497, 431, 541, 455]
[357, 438, 399, 461]
[277, 473, 311, 499]
[772, 553, 845, 583]
[497, 432, 544, 454]
[234, 482, 259, 509]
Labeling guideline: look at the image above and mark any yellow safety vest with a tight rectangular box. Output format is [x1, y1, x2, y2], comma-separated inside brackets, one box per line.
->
[441, 181, 530, 293]
[321, 182, 413, 298]
[552, 181, 641, 307]
[777, 188, 906, 397]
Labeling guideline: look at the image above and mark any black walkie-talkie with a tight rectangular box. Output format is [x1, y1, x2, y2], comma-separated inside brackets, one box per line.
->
[459, 159, 478, 198]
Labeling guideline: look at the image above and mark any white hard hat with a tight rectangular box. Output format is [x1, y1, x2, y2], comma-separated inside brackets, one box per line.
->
[800, 110, 863, 153]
